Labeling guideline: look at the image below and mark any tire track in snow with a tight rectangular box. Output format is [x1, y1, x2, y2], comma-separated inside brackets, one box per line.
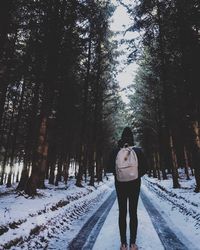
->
[140, 189, 189, 250]
[67, 190, 116, 250]
[143, 177, 200, 228]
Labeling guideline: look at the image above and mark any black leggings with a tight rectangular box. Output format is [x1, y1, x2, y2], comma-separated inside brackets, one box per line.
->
[115, 178, 141, 245]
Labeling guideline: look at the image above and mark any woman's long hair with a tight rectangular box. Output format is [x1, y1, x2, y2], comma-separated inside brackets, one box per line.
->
[119, 127, 134, 147]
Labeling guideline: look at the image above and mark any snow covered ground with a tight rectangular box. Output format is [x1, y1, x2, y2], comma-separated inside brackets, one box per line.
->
[0, 177, 114, 249]
[142, 174, 200, 250]
[0, 171, 200, 249]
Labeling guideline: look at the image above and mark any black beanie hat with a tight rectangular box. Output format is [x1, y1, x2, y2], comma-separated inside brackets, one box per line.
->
[121, 127, 134, 146]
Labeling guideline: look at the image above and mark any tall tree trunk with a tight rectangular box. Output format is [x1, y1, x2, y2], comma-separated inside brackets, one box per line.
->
[55, 156, 62, 186]
[76, 32, 92, 187]
[63, 155, 70, 185]
[37, 116, 49, 189]
[89, 35, 102, 186]
[7, 80, 26, 187]
[169, 133, 180, 188]
[156, 151, 161, 180]
[17, 82, 40, 190]
[25, 116, 48, 195]
[183, 145, 190, 180]
[0, 0, 12, 125]
[48, 145, 57, 184]
[152, 153, 157, 178]
[16, 163, 29, 191]
[89, 151, 95, 186]
[157, 110, 167, 179]
[0, 83, 8, 130]
[0, 97, 15, 185]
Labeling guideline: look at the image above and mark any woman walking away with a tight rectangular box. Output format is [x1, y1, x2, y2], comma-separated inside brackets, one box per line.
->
[107, 127, 148, 250]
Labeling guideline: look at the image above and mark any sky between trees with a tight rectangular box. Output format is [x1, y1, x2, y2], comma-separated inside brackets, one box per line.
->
[110, 0, 138, 103]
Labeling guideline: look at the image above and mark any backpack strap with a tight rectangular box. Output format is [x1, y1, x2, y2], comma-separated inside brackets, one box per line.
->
[124, 146, 135, 161]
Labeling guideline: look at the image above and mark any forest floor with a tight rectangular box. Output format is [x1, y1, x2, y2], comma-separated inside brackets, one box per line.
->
[0, 170, 199, 249]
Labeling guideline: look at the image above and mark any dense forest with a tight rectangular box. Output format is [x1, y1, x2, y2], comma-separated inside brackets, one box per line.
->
[0, 0, 200, 196]
[125, 0, 200, 191]
[0, 0, 127, 196]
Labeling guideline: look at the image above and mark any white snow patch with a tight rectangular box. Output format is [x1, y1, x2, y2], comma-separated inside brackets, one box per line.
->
[0, 177, 114, 249]
[142, 174, 200, 250]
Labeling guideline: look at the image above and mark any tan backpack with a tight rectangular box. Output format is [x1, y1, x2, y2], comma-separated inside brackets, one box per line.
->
[115, 146, 138, 182]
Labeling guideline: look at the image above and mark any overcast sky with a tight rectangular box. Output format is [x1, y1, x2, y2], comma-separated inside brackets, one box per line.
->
[110, 0, 138, 103]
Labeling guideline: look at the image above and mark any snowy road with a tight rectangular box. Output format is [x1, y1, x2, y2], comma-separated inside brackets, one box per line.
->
[67, 184, 196, 250]
[1, 176, 199, 249]
[140, 189, 188, 250]
[68, 190, 116, 250]
[93, 195, 164, 250]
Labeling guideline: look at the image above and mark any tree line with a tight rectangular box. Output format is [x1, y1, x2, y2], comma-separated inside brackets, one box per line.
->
[125, 0, 200, 190]
[0, 0, 124, 196]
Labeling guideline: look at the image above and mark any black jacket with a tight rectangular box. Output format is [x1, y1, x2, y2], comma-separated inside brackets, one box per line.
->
[106, 146, 148, 179]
